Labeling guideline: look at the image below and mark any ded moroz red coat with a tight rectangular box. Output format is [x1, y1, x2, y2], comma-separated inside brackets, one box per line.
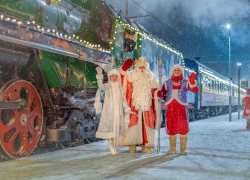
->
[118, 66, 161, 148]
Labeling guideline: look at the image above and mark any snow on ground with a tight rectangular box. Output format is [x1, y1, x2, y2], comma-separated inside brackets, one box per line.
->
[0, 112, 249, 180]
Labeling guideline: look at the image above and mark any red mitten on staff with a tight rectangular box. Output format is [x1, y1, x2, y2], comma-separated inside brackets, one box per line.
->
[188, 72, 196, 85]
[122, 58, 133, 71]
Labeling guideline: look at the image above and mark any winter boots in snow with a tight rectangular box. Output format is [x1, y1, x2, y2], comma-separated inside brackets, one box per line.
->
[180, 136, 188, 155]
[128, 145, 137, 153]
[108, 139, 117, 155]
[167, 136, 177, 154]
[141, 146, 152, 154]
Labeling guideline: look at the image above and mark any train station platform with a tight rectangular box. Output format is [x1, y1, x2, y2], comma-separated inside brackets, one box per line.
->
[0, 112, 249, 180]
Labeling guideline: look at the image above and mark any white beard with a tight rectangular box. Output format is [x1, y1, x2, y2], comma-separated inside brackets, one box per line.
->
[131, 68, 153, 111]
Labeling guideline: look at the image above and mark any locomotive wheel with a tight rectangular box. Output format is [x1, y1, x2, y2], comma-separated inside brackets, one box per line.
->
[0, 80, 43, 158]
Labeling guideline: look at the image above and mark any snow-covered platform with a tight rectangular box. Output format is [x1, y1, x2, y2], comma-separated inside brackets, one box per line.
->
[0, 112, 249, 180]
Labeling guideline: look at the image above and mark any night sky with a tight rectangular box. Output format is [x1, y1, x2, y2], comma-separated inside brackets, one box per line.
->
[105, 0, 250, 84]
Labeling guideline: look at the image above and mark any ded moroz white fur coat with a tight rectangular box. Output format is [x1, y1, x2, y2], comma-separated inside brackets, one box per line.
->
[94, 70, 131, 140]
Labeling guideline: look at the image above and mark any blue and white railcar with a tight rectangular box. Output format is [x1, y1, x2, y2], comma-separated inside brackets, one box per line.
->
[183, 58, 245, 120]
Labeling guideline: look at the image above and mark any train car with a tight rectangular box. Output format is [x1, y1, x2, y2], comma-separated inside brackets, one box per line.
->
[183, 58, 245, 120]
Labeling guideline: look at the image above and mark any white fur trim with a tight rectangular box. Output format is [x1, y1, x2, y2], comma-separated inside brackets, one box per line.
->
[144, 124, 155, 148]
[96, 74, 103, 80]
[165, 89, 188, 106]
[108, 69, 121, 79]
[124, 106, 131, 114]
[151, 76, 160, 89]
[188, 80, 197, 88]
[119, 67, 128, 76]
[96, 131, 115, 139]
[171, 65, 183, 74]
[118, 111, 143, 146]
[94, 89, 102, 114]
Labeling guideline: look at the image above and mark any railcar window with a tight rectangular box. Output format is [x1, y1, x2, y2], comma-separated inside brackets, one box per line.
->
[220, 83, 223, 93]
[201, 74, 209, 91]
[212, 80, 214, 92]
[224, 84, 229, 95]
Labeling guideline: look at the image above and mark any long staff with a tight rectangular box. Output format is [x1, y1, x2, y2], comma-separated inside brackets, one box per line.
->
[157, 54, 162, 154]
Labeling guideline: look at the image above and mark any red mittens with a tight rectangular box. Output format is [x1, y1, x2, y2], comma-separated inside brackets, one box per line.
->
[188, 72, 196, 85]
[157, 91, 163, 98]
[122, 58, 133, 71]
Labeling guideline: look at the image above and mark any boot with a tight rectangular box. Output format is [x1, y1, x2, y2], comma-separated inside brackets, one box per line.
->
[108, 139, 117, 155]
[141, 146, 152, 154]
[128, 145, 137, 153]
[112, 138, 118, 154]
[180, 136, 188, 155]
[167, 136, 176, 154]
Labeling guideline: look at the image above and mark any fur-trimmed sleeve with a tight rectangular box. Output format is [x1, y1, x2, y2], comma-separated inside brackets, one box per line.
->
[151, 75, 160, 89]
[96, 74, 106, 91]
[187, 80, 199, 93]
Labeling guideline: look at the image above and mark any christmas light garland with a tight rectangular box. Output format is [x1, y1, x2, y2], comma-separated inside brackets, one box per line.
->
[112, 18, 184, 60]
[0, 14, 111, 54]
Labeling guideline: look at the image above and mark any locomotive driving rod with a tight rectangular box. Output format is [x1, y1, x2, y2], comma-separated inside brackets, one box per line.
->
[0, 99, 27, 110]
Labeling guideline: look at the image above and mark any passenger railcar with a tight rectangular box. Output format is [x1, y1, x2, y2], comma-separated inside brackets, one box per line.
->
[183, 58, 245, 120]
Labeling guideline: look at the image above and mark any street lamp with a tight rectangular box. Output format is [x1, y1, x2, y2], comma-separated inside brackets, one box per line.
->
[237, 62, 241, 119]
[227, 24, 232, 122]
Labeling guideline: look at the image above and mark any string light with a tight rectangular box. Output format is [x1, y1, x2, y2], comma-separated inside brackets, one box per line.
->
[115, 18, 184, 59]
[1, 14, 113, 54]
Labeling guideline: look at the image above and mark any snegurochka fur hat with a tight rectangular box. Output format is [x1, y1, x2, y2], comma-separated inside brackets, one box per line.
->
[171, 64, 184, 74]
